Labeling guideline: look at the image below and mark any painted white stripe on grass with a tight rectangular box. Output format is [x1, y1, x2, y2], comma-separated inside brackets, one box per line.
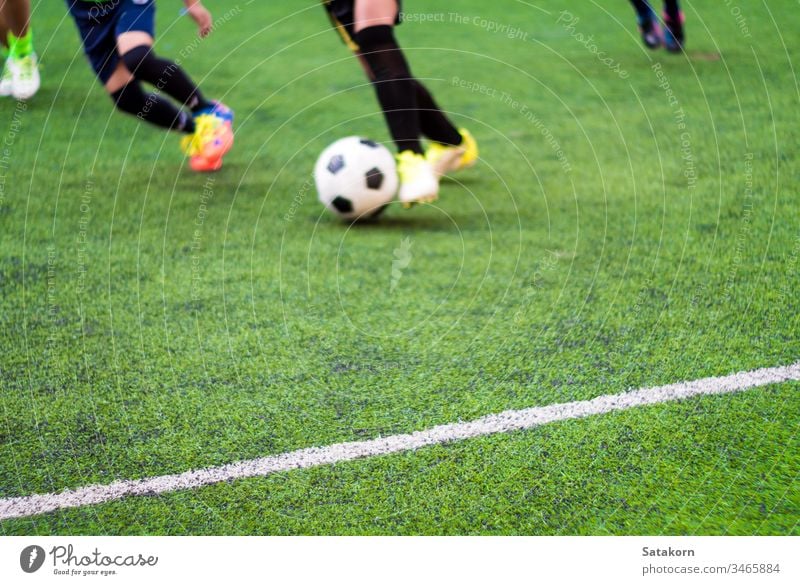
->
[2, 362, 799, 521]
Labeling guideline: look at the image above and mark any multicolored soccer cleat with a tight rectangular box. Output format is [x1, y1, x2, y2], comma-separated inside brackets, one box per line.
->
[180, 100, 234, 172]
[194, 100, 234, 124]
[663, 10, 685, 52]
[426, 128, 479, 177]
[397, 150, 439, 208]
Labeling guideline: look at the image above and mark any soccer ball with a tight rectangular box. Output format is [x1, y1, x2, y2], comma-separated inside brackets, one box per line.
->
[314, 136, 398, 220]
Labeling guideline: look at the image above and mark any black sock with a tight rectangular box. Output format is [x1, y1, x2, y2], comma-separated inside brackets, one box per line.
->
[629, 0, 654, 20]
[111, 82, 195, 133]
[121, 45, 211, 113]
[663, 0, 681, 20]
[413, 80, 462, 146]
[355, 25, 424, 155]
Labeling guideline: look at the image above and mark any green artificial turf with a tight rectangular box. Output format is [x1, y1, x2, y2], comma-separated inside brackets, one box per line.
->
[1, 0, 798, 535]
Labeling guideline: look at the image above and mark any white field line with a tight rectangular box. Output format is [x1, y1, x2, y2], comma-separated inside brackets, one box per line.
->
[2, 362, 799, 521]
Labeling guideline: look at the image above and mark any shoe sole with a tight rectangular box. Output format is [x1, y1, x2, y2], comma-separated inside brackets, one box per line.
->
[10, 73, 40, 100]
[11, 89, 38, 100]
[401, 194, 438, 209]
[11, 81, 41, 100]
[190, 157, 224, 172]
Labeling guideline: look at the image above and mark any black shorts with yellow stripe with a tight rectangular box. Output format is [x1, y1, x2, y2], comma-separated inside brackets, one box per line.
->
[323, 0, 403, 51]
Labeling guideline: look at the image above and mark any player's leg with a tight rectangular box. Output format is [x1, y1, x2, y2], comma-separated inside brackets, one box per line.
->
[105, 30, 196, 134]
[117, 33, 234, 169]
[113, 0, 232, 171]
[353, 2, 466, 152]
[628, 0, 661, 49]
[0, 0, 39, 98]
[411, 82, 459, 146]
[64, 0, 191, 132]
[414, 80, 478, 177]
[661, 0, 684, 52]
[116, 31, 213, 114]
[104, 60, 196, 134]
[350, 1, 437, 204]
[353, 14, 423, 155]
[352, 2, 476, 179]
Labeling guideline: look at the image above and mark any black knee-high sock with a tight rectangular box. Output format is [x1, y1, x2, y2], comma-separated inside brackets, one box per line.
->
[663, 0, 681, 20]
[121, 45, 212, 113]
[354, 25, 424, 155]
[111, 82, 194, 133]
[412, 80, 462, 146]
[629, 0, 654, 20]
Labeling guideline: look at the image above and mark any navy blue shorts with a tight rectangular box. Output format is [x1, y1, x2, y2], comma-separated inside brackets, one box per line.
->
[66, 0, 156, 84]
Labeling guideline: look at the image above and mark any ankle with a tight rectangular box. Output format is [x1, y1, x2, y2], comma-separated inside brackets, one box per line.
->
[9, 30, 34, 59]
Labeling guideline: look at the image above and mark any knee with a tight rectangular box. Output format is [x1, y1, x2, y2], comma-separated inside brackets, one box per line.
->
[120, 45, 150, 74]
[120, 45, 170, 80]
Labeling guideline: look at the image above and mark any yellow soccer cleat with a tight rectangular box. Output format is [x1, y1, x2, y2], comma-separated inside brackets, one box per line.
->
[426, 128, 479, 177]
[397, 150, 439, 208]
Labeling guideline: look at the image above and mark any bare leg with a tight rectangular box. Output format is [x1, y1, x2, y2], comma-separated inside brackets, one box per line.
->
[104, 60, 135, 95]
[0, 0, 31, 38]
[0, 14, 9, 50]
[115, 30, 153, 57]
[353, 0, 397, 33]
[0, 0, 38, 98]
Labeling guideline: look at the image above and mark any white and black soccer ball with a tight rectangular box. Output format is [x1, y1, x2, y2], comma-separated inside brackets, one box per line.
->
[314, 136, 398, 220]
